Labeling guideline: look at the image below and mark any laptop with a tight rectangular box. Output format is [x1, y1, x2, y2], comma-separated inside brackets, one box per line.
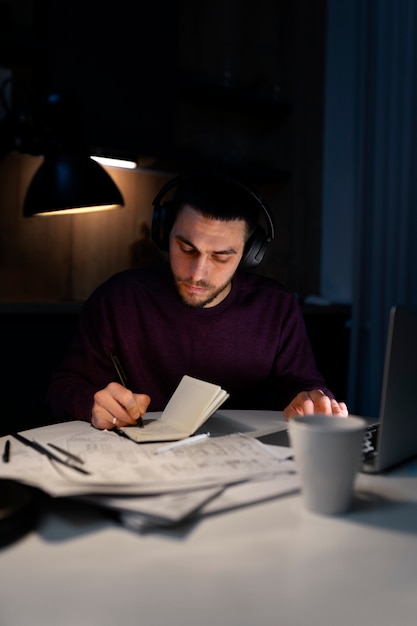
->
[258, 306, 417, 474]
[360, 305, 417, 473]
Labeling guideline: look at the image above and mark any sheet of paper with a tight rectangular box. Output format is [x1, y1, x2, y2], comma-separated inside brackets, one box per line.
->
[81, 485, 225, 526]
[198, 471, 300, 516]
[81, 467, 299, 530]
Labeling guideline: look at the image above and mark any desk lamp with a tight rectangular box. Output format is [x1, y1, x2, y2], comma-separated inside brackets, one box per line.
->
[0, 81, 124, 216]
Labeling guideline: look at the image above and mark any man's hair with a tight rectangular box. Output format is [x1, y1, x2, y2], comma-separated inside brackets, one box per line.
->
[171, 174, 261, 237]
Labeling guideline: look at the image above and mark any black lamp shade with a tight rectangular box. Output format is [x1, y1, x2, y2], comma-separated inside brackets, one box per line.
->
[23, 154, 124, 216]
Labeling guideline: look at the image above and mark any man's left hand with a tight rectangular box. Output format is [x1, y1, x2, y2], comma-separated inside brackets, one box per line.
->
[283, 390, 348, 420]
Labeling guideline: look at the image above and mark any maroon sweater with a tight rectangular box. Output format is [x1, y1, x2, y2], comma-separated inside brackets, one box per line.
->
[47, 264, 331, 422]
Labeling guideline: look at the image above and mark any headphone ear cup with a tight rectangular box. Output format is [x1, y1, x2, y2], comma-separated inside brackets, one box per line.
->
[151, 200, 175, 251]
[240, 225, 269, 269]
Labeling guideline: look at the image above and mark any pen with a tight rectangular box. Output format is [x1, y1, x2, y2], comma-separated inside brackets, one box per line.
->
[2, 439, 10, 463]
[47, 442, 84, 464]
[12, 433, 91, 476]
[110, 352, 144, 428]
[155, 432, 210, 455]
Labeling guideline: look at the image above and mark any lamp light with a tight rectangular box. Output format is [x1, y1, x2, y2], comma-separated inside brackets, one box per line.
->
[91, 155, 137, 170]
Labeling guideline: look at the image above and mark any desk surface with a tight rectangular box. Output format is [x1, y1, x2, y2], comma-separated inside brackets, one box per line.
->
[1, 410, 417, 626]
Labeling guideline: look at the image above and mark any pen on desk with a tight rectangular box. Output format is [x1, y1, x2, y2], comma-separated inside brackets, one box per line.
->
[155, 433, 211, 455]
[2, 439, 10, 463]
[47, 442, 84, 464]
[110, 352, 144, 428]
[12, 433, 91, 476]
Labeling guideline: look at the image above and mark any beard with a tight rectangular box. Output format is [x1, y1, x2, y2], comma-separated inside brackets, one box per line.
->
[173, 275, 232, 308]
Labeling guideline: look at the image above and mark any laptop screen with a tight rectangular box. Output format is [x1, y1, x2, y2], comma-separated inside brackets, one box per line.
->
[372, 306, 417, 472]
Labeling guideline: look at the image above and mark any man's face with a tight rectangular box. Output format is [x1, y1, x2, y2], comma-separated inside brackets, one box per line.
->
[169, 204, 247, 308]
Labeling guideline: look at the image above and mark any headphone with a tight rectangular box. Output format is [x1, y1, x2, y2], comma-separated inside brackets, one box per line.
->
[151, 173, 275, 269]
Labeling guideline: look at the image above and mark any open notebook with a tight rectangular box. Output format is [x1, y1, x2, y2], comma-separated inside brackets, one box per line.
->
[118, 375, 229, 443]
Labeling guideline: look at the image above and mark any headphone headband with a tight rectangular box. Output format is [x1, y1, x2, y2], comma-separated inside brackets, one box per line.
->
[151, 172, 275, 269]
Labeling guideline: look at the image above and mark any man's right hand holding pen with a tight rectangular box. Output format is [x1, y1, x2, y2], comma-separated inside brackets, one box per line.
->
[91, 382, 150, 430]
[91, 353, 150, 430]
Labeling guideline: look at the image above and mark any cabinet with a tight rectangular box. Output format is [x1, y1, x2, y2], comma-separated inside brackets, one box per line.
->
[0, 304, 81, 435]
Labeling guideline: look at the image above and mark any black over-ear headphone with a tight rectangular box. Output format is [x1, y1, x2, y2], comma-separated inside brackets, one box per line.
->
[151, 173, 275, 269]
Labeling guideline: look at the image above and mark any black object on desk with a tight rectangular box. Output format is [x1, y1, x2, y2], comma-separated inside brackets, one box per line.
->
[257, 430, 291, 447]
[2, 439, 10, 463]
[0, 479, 43, 548]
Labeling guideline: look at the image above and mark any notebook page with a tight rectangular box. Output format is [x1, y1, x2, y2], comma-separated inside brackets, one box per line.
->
[119, 375, 228, 443]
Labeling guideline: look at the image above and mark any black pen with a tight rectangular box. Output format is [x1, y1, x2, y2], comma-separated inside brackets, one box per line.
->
[47, 442, 84, 464]
[110, 352, 144, 428]
[2, 439, 10, 463]
[12, 433, 91, 476]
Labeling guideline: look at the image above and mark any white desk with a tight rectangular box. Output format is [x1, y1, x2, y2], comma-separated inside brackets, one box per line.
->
[1, 411, 417, 626]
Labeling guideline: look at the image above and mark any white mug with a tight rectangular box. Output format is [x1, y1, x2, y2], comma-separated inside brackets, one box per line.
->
[288, 414, 366, 515]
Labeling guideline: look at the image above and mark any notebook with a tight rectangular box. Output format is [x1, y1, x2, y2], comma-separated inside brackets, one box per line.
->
[258, 306, 417, 474]
[118, 375, 229, 443]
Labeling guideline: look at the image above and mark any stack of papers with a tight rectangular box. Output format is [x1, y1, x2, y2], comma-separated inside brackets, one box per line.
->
[0, 376, 300, 530]
[1, 422, 298, 529]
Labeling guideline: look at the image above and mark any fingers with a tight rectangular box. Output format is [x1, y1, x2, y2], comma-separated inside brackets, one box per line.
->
[283, 390, 325, 419]
[283, 390, 349, 420]
[91, 382, 151, 430]
[331, 400, 348, 417]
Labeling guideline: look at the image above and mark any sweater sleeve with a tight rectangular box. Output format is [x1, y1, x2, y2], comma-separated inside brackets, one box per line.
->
[271, 294, 335, 408]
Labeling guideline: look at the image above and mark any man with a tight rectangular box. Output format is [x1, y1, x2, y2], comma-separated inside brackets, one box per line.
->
[47, 174, 348, 430]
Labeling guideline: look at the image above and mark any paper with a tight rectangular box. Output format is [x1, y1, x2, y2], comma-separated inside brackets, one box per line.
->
[0, 422, 295, 498]
[119, 375, 229, 443]
[0, 418, 300, 530]
[81, 486, 226, 528]
[81, 469, 300, 530]
[199, 472, 300, 516]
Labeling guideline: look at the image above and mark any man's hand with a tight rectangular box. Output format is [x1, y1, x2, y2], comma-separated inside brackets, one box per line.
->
[283, 389, 348, 420]
[91, 382, 151, 430]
